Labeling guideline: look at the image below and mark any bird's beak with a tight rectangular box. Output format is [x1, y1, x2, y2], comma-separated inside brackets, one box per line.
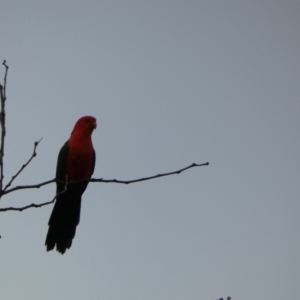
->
[93, 122, 97, 130]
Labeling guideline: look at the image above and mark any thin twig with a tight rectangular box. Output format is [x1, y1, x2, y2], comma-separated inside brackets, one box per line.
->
[2, 179, 56, 195]
[0, 60, 9, 191]
[0, 162, 209, 211]
[0, 199, 55, 212]
[90, 162, 209, 184]
[2, 61, 8, 99]
[3, 138, 43, 192]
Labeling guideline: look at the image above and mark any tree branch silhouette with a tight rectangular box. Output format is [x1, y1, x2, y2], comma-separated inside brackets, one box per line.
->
[0, 60, 8, 192]
[0, 61, 209, 213]
[90, 162, 209, 184]
[0, 175, 70, 212]
[0, 162, 208, 212]
[3, 138, 43, 193]
[0, 61, 42, 200]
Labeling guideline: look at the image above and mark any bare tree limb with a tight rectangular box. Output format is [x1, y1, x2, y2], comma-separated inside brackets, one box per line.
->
[2, 138, 43, 193]
[2, 178, 56, 195]
[0, 62, 42, 199]
[0, 60, 9, 191]
[0, 199, 55, 212]
[0, 175, 69, 212]
[3, 162, 209, 195]
[90, 162, 209, 184]
[0, 162, 209, 211]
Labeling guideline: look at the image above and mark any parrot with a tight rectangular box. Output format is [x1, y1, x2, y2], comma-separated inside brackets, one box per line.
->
[45, 116, 97, 254]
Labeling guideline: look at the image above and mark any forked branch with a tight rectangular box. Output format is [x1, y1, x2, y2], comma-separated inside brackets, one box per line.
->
[0, 61, 42, 198]
[0, 175, 69, 212]
[3, 138, 43, 193]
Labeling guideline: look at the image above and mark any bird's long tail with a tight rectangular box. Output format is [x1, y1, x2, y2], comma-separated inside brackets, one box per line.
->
[45, 193, 81, 254]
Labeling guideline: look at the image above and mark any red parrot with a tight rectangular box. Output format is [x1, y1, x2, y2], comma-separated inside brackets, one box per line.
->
[45, 116, 96, 254]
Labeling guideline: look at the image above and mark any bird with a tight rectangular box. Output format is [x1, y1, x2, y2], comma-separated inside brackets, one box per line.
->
[45, 116, 96, 254]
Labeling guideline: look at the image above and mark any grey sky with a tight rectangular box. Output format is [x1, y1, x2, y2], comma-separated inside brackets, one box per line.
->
[0, 1, 299, 300]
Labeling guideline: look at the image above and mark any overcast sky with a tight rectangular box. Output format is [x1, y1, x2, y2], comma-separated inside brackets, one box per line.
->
[0, 1, 299, 300]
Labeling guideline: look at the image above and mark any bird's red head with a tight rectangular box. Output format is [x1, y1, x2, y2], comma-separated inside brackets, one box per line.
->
[72, 116, 97, 135]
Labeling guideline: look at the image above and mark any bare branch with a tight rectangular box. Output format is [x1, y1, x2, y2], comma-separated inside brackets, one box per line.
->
[2, 60, 8, 97]
[3, 162, 209, 195]
[2, 179, 56, 195]
[0, 162, 209, 211]
[91, 162, 209, 184]
[0, 175, 69, 212]
[0, 60, 9, 191]
[0, 199, 55, 212]
[3, 138, 43, 192]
